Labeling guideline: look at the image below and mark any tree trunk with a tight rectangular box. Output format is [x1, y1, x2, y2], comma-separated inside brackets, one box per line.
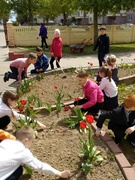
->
[3, 19, 8, 46]
[28, 0, 33, 24]
[93, 4, 98, 44]
[63, 12, 67, 25]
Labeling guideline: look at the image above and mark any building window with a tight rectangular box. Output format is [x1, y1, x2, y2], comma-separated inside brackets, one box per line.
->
[128, 15, 132, 20]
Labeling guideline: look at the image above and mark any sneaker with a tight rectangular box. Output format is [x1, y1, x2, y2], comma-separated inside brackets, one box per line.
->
[3, 72, 9, 82]
[131, 141, 135, 147]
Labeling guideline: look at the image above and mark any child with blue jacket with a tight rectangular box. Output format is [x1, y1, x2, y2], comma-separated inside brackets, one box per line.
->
[31, 46, 49, 74]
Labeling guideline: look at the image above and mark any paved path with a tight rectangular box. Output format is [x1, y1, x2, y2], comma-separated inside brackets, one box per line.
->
[0, 24, 135, 93]
[0, 25, 15, 93]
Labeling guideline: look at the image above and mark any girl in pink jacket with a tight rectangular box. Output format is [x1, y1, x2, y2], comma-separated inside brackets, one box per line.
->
[50, 29, 63, 70]
[74, 70, 104, 116]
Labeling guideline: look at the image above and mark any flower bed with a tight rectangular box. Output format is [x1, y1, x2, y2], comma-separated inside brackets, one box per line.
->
[16, 70, 135, 179]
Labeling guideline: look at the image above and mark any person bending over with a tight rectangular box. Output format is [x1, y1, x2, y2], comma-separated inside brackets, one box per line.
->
[95, 94, 135, 146]
[74, 70, 104, 116]
[0, 126, 70, 179]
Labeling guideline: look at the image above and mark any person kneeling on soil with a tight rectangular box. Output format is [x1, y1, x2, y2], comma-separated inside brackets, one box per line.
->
[31, 46, 49, 74]
[0, 126, 71, 179]
[95, 94, 135, 146]
[3, 53, 37, 84]
[74, 70, 104, 116]
[0, 90, 46, 130]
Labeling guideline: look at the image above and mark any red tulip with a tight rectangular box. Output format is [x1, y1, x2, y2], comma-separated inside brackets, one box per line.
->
[80, 121, 86, 129]
[75, 97, 80, 101]
[18, 107, 24, 112]
[90, 63, 93, 66]
[20, 100, 27, 105]
[29, 106, 33, 110]
[64, 106, 69, 111]
[29, 86, 32, 90]
[54, 86, 58, 89]
[86, 115, 94, 124]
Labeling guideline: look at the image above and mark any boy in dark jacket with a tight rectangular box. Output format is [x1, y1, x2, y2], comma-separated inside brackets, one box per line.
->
[95, 94, 135, 146]
[31, 47, 49, 74]
[93, 27, 110, 67]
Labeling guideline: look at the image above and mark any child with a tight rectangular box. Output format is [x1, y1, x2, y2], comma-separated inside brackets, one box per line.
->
[93, 27, 110, 67]
[0, 90, 45, 130]
[106, 54, 119, 86]
[3, 53, 37, 83]
[74, 70, 104, 116]
[98, 67, 118, 111]
[95, 94, 135, 146]
[31, 46, 49, 74]
[0, 126, 70, 179]
[0, 129, 15, 142]
[50, 29, 63, 70]
[95, 54, 119, 86]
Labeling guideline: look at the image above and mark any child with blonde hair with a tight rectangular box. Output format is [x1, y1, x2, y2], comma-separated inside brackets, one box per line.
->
[4, 53, 37, 83]
[50, 29, 63, 70]
[95, 94, 135, 146]
[0, 126, 70, 179]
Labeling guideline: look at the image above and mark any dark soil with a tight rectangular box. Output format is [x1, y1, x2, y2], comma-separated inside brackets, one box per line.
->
[11, 47, 135, 179]
[18, 72, 128, 180]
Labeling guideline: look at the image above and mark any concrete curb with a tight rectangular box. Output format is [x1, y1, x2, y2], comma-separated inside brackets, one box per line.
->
[91, 122, 135, 180]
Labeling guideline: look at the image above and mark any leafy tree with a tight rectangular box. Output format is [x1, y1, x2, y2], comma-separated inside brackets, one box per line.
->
[9, 0, 39, 24]
[37, 0, 59, 23]
[0, 0, 10, 20]
[38, 0, 78, 25]
[0, 0, 10, 39]
[77, 0, 135, 43]
[56, 0, 78, 25]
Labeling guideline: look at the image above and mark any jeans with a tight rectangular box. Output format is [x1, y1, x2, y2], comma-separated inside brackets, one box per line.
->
[31, 65, 49, 74]
[8, 66, 26, 80]
[6, 166, 23, 180]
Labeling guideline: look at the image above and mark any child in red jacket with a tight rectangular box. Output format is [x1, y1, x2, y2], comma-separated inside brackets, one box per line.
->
[50, 29, 63, 70]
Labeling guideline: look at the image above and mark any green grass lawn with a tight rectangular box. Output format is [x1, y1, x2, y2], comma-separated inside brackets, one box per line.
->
[21, 43, 135, 56]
